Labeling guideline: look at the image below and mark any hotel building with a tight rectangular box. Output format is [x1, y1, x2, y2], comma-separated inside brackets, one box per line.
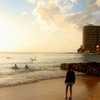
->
[82, 25, 100, 52]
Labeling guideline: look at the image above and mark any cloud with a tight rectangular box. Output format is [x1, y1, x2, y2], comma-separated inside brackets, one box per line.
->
[25, 0, 60, 4]
[32, 0, 100, 36]
[25, 0, 36, 4]
[64, 0, 68, 5]
[92, 10, 100, 25]
[71, 0, 77, 3]
[32, 0, 80, 35]
[33, 1, 60, 24]
[96, 0, 100, 7]
[63, 0, 77, 10]
[22, 11, 28, 15]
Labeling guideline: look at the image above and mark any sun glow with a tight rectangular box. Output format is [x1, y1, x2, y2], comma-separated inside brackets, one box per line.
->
[0, 15, 23, 51]
[0, 15, 11, 50]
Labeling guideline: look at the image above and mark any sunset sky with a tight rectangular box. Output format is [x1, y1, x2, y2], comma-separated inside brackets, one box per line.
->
[0, 0, 100, 52]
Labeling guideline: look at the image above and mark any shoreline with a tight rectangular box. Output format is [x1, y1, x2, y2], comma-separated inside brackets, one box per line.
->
[0, 74, 100, 100]
[0, 76, 65, 88]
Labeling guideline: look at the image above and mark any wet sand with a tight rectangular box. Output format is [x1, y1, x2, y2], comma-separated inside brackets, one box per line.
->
[0, 74, 99, 100]
[85, 82, 100, 100]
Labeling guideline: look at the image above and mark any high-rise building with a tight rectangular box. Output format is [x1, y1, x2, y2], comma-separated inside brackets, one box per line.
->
[82, 25, 100, 52]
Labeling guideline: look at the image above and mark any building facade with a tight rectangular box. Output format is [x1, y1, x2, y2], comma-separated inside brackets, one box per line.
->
[82, 25, 100, 53]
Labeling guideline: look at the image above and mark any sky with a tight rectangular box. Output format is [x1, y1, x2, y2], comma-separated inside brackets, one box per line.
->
[0, 0, 100, 52]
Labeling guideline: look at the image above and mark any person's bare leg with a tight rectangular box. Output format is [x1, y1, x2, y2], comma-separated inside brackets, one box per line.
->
[66, 92, 67, 98]
[70, 91, 72, 98]
[65, 84, 68, 98]
[69, 85, 72, 99]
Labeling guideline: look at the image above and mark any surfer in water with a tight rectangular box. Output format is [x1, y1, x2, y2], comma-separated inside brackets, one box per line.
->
[25, 64, 29, 69]
[12, 64, 19, 69]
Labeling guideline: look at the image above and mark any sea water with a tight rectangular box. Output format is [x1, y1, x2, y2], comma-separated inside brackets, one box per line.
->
[0, 52, 100, 87]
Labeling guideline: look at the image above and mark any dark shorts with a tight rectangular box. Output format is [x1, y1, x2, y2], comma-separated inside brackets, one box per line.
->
[66, 82, 73, 92]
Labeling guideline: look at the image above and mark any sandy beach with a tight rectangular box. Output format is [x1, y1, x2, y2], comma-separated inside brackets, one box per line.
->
[0, 74, 100, 100]
[85, 82, 100, 100]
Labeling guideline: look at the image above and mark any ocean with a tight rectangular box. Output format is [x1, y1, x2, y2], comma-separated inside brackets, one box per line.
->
[0, 52, 100, 87]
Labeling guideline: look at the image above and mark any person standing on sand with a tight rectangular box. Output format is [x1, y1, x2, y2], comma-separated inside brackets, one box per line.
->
[64, 64, 76, 99]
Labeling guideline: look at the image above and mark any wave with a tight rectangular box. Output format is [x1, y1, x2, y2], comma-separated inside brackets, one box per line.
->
[0, 72, 86, 88]
[0, 75, 65, 88]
